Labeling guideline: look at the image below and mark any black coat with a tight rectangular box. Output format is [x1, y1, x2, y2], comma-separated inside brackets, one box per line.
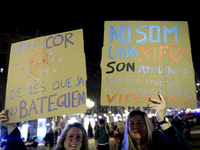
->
[148, 125, 191, 150]
[44, 132, 54, 147]
[5, 127, 26, 150]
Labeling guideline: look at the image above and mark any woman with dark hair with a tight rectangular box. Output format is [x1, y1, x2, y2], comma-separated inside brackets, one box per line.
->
[54, 122, 88, 150]
[121, 93, 191, 150]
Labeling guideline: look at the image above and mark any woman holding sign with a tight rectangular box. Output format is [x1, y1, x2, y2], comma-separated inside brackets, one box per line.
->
[121, 93, 191, 150]
[0, 113, 89, 150]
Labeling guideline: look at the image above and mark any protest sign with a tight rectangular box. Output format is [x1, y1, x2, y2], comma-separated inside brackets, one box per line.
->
[101, 21, 197, 109]
[6, 29, 87, 123]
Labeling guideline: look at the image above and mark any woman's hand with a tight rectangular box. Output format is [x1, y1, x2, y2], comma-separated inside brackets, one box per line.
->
[148, 93, 171, 130]
[148, 93, 166, 122]
[0, 109, 9, 125]
[0, 109, 17, 134]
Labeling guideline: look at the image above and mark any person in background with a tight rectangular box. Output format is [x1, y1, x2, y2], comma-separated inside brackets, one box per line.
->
[114, 122, 118, 139]
[121, 93, 191, 150]
[27, 128, 31, 142]
[54, 122, 88, 150]
[44, 128, 54, 150]
[88, 122, 93, 137]
[197, 113, 200, 127]
[95, 119, 110, 150]
[114, 121, 125, 150]
[55, 127, 62, 145]
[151, 116, 161, 131]
[114, 122, 117, 131]
[56, 128, 62, 143]
[171, 114, 186, 135]
[167, 115, 174, 123]
[0, 109, 26, 150]
[108, 122, 114, 138]
[182, 115, 192, 143]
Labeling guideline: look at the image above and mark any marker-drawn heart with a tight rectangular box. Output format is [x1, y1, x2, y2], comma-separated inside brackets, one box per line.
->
[19, 75, 21, 78]
[24, 55, 27, 59]
[24, 67, 27, 70]
[51, 56, 55, 61]
[36, 78, 40, 82]
[44, 69, 48, 73]
[50, 52, 53, 55]
[26, 81, 30, 86]
[53, 69, 57, 73]
[59, 58, 63, 63]
[19, 63, 21, 66]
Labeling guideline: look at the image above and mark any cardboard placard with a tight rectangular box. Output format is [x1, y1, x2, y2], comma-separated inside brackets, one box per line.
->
[101, 21, 197, 109]
[6, 29, 87, 123]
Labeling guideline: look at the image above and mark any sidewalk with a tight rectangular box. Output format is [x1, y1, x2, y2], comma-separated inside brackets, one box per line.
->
[190, 126, 200, 135]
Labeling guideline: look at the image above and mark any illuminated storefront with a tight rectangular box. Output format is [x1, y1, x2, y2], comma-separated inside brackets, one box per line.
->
[37, 118, 47, 142]
[19, 122, 29, 142]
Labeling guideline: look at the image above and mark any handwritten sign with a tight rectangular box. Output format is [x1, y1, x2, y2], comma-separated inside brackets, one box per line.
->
[101, 21, 197, 109]
[6, 29, 87, 123]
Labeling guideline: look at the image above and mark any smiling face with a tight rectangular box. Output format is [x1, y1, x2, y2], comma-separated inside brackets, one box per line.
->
[64, 127, 83, 150]
[129, 114, 148, 144]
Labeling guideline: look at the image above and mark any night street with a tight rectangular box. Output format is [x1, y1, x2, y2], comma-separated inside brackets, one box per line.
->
[0, 6, 199, 150]
[34, 126, 200, 150]
[190, 126, 200, 150]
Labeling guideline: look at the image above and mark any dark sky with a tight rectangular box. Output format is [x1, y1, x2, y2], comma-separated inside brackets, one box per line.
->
[1, 10, 199, 80]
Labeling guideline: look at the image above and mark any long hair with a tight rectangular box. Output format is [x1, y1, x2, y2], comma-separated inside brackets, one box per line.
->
[121, 110, 153, 150]
[117, 121, 125, 134]
[54, 122, 88, 150]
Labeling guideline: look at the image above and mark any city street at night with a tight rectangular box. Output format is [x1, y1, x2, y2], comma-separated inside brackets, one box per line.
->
[0, 5, 200, 150]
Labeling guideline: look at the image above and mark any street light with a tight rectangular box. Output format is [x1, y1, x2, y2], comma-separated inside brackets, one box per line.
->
[86, 99, 94, 109]
[80, 113, 84, 118]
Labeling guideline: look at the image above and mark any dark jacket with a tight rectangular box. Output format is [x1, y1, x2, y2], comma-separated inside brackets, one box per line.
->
[5, 127, 26, 150]
[171, 118, 186, 134]
[44, 132, 54, 147]
[148, 125, 191, 150]
[95, 125, 110, 144]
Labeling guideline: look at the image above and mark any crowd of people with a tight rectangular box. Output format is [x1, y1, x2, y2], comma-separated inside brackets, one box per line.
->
[0, 93, 195, 150]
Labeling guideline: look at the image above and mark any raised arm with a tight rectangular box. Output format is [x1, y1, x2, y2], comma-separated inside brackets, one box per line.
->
[0, 109, 17, 134]
[148, 93, 171, 130]
[148, 93, 191, 149]
[0, 109, 26, 150]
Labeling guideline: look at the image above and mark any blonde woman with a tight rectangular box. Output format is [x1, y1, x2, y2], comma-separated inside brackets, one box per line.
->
[114, 121, 125, 150]
[54, 122, 88, 150]
[121, 93, 191, 150]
